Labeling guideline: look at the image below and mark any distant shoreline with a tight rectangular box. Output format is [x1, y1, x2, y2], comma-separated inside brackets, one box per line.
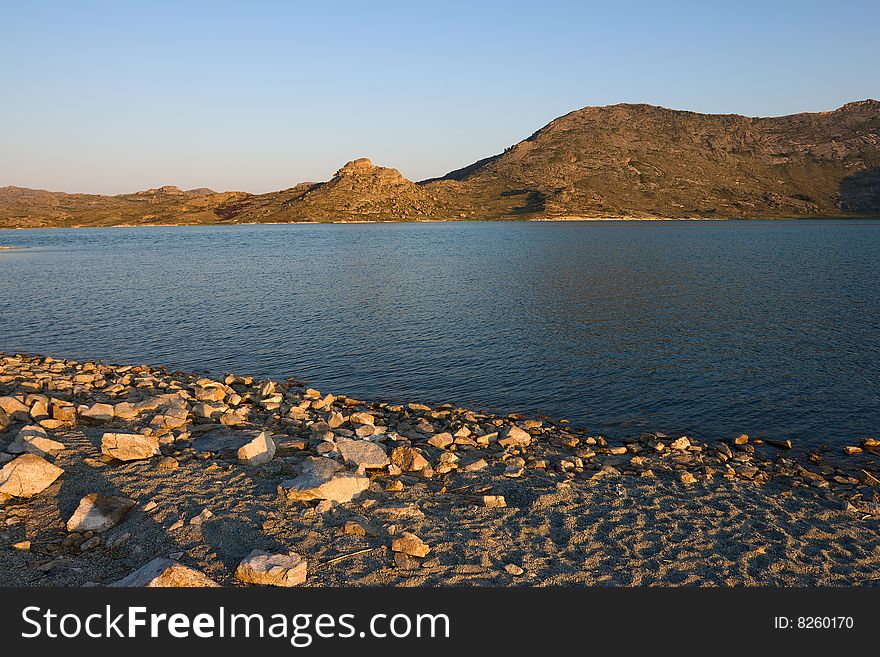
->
[2, 214, 878, 231]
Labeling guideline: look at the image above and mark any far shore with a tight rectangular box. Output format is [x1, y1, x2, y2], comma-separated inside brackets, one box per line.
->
[2, 213, 878, 232]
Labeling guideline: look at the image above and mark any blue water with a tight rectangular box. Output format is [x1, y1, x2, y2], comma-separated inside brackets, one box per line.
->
[1, 220, 878, 447]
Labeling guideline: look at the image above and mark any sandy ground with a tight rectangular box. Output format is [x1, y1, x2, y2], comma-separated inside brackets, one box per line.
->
[3, 422, 878, 587]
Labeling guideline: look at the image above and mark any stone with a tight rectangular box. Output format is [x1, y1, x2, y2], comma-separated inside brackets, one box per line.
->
[234, 549, 307, 587]
[478, 495, 507, 508]
[0, 453, 64, 498]
[326, 411, 346, 428]
[80, 403, 115, 424]
[101, 433, 160, 461]
[678, 471, 697, 485]
[52, 404, 76, 423]
[462, 457, 488, 472]
[670, 436, 691, 450]
[157, 456, 179, 470]
[189, 508, 214, 526]
[193, 385, 225, 402]
[0, 396, 31, 421]
[349, 411, 374, 426]
[29, 399, 50, 421]
[67, 493, 136, 533]
[734, 434, 749, 445]
[427, 432, 453, 449]
[237, 431, 276, 465]
[504, 464, 525, 478]
[390, 446, 429, 472]
[343, 520, 366, 536]
[337, 438, 389, 469]
[498, 425, 531, 448]
[355, 424, 377, 437]
[109, 558, 220, 587]
[13, 540, 31, 551]
[391, 532, 430, 557]
[113, 402, 136, 420]
[280, 458, 370, 503]
[504, 564, 524, 576]
[843, 446, 863, 455]
[394, 552, 421, 570]
[7, 425, 65, 457]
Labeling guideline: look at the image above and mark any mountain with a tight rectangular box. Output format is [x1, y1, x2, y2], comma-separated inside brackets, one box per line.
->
[436, 99, 880, 218]
[2, 100, 878, 228]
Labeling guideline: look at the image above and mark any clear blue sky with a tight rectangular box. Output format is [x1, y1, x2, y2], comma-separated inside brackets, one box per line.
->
[2, 0, 878, 194]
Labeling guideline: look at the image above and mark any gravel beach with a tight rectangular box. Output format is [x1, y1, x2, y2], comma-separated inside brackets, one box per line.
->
[1, 353, 878, 587]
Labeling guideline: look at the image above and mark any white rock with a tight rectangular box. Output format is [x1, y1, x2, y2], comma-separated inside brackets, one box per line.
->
[0, 453, 64, 498]
[0, 396, 31, 421]
[498, 425, 532, 448]
[80, 403, 115, 423]
[234, 550, 307, 587]
[280, 457, 369, 503]
[237, 431, 276, 465]
[101, 433, 160, 461]
[7, 425, 65, 457]
[67, 493, 136, 533]
[337, 438, 389, 469]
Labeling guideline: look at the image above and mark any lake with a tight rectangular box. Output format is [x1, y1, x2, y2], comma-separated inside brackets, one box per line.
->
[1, 219, 878, 448]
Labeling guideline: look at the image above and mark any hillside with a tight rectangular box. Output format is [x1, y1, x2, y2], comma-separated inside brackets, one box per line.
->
[2, 100, 879, 228]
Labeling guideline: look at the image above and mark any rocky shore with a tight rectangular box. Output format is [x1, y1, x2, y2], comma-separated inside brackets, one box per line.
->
[1, 353, 878, 587]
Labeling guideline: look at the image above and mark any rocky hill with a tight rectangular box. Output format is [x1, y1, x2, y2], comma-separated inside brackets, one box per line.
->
[2, 100, 878, 228]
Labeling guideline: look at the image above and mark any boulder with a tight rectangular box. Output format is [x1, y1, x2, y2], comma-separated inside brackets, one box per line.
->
[279, 458, 369, 503]
[337, 438, 389, 469]
[101, 433, 160, 461]
[0, 453, 63, 498]
[234, 550, 307, 587]
[7, 425, 65, 457]
[109, 558, 220, 587]
[80, 403, 115, 424]
[0, 396, 31, 422]
[237, 431, 276, 465]
[67, 493, 136, 533]
[498, 425, 532, 448]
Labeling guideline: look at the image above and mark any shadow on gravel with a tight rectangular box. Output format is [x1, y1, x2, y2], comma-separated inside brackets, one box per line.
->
[201, 517, 285, 571]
